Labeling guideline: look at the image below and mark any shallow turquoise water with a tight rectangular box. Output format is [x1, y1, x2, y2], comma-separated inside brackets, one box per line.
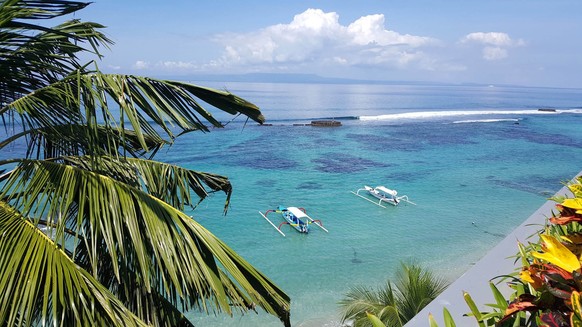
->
[4, 82, 581, 326]
[169, 82, 582, 326]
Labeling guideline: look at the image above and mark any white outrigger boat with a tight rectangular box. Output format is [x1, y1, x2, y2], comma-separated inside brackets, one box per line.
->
[259, 206, 328, 237]
[351, 185, 416, 208]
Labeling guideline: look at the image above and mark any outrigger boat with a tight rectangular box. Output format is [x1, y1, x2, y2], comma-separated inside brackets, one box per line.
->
[351, 185, 416, 208]
[259, 206, 328, 237]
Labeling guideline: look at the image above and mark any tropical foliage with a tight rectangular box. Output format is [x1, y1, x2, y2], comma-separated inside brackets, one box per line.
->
[338, 262, 449, 327]
[431, 176, 582, 327]
[490, 176, 582, 326]
[0, 1, 290, 326]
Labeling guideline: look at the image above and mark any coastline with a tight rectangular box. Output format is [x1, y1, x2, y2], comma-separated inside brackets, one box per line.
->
[404, 172, 580, 326]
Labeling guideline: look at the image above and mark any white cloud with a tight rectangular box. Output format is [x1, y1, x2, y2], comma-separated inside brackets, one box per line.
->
[461, 32, 513, 46]
[132, 60, 199, 71]
[482, 47, 508, 61]
[460, 32, 524, 61]
[212, 8, 441, 71]
[347, 14, 433, 47]
[131, 9, 528, 79]
[160, 61, 197, 69]
[133, 60, 150, 70]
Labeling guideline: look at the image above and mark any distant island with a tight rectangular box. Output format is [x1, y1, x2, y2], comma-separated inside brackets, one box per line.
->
[152, 72, 567, 89]
[152, 72, 470, 87]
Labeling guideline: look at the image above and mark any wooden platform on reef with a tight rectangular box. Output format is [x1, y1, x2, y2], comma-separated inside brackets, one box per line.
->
[258, 120, 342, 127]
[309, 120, 342, 127]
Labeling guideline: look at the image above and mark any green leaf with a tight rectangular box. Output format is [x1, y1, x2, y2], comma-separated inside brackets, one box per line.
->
[464, 291, 486, 327]
[0, 200, 148, 326]
[443, 307, 456, 327]
[572, 291, 582, 327]
[489, 282, 509, 310]
[367, 312, 387, 327]
[429, 313, 440, 327]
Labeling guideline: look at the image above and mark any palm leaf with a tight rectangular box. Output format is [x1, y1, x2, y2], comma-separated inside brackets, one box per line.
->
[1, 0, 89, 20]
[0, 0, 111, 102]
[0, 124, 169, 159]
[1, 159, 290, 326]
[0, 200, 148, 327]
[165, 81, 265, 124]
[126, 157, 232, 212]
[394, 262, 449, 322]
[339, 285, 392, 326]
[1, 1, 288, 326]
[59, 156, 232, 212]
[339, 263, 448, 327]
[2, 72, 264, 154]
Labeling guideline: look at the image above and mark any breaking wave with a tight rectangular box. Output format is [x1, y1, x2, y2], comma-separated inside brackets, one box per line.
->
[452, 118, 522, 124]
[358, 109, 582, 121]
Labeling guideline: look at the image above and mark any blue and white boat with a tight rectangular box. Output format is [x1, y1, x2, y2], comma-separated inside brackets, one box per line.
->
[259, 206, 328, 237]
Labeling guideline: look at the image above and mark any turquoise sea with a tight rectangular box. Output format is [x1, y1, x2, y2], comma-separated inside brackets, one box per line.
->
[179, 82, 582, 326]
[5, 82, 582, 326]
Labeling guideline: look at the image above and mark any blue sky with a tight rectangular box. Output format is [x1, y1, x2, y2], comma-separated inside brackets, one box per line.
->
[76, 1, 582, 88]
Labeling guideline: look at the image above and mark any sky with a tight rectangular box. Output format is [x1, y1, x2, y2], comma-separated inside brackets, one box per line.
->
[73, 1, 582, 88]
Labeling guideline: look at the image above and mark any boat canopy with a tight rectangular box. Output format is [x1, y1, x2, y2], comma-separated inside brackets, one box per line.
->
[287, 207, 308, 218]
[376, 186, 397, 196]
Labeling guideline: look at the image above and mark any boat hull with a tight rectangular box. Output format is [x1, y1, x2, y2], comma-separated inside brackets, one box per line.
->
[365, 186, 399, 206]
[279, 206, 309, 233]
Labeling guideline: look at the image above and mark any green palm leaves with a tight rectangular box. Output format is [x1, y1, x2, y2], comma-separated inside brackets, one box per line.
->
[0, 0, 289, 326]
[0, 201, 149, 327]
[339, 262, 449, 327]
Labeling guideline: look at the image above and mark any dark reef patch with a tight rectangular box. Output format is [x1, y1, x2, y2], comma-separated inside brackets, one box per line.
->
[255, 179, 279, 188]
[380, 169, 434, 183]
[297, 181, 324, 189]
[237, 156, 299, 170]
[486, 125, 582, 148]
[312, 152, 389, 173]
[346, 123, 480, 153]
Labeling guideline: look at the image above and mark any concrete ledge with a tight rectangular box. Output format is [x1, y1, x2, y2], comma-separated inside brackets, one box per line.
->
[405, 178, 577, 326]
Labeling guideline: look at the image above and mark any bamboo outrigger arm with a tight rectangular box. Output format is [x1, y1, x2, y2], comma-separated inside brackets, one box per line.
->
[259, 211, 286, 237]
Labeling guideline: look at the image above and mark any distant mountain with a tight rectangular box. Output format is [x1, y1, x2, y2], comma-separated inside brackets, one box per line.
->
[152, 72, 550, 89]
[157, 72, 447, 86]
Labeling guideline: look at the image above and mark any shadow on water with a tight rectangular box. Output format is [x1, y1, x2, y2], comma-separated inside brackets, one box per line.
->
[486, 175, 561, 197]
[471, 221, 506, 238]
[351, 247, 363, 264]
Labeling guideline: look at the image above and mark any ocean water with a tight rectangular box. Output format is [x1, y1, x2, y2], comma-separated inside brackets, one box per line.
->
[172, 82, 582, 326]
[4, 82, 582, 326]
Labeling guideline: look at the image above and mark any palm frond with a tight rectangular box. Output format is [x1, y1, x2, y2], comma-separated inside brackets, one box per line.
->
[0, 1, 111, 102]
[0, 1, 288, 326]
[0, 200, 149, 326]
[339, 263, 448, 327]
[1, 159, 290, 326]
[126, 157, 232, 212]
[0, 0, 90, 21]
[339, 285, 387, 325]
[393, 262, 449, 322]
[2, 72, 264, 154]
[165, 81, 265, 124]
[376, 306, 402, 327]
[0, 124, 169, 159]
[59, 156, 232, 212]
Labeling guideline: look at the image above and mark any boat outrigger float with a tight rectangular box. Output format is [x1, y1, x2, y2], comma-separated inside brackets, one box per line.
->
[351, 185, 416, 208]
[259, 206, 328, 237]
